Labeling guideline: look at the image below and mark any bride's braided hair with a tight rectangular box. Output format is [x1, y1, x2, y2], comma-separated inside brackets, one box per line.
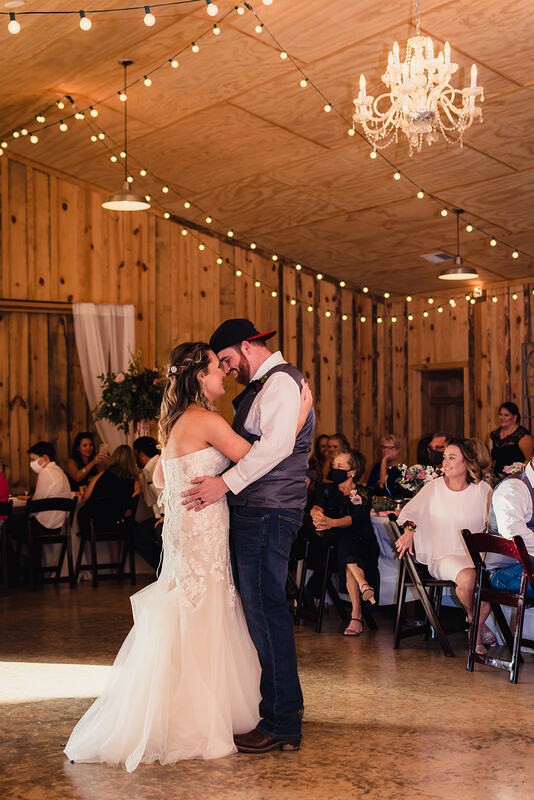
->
[158, 342, 213, 447]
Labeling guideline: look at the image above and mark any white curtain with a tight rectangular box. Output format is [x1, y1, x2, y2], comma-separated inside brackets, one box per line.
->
[72, 303, 135, 451]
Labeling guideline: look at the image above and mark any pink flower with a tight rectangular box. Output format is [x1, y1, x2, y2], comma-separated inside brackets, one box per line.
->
[115, 372, 125, 383]
[417, 470, 426, 479]
[153, 378, 161, 385]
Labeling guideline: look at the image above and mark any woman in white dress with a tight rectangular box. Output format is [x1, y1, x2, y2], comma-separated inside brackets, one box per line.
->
[396, 438, 493, 654]
[64, 341, 310, 771]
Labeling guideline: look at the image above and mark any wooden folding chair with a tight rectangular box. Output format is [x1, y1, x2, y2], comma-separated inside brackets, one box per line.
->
[75, 497, 138, 588]
[26, 497, 78, 589]
[387, 515, 456, 657]
[461, 529, 534, 683]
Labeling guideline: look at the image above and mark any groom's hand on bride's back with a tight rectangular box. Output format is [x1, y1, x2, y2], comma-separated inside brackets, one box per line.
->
[182, 475, 229, 511]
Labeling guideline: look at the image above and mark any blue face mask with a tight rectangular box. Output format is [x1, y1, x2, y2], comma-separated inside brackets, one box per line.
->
[328, 467, 349, 485]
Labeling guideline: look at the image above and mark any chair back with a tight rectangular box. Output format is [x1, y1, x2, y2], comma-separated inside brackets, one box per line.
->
[461, 529, 534, 595]
[0, 500, 13, 520]
[27, 496, 77, 521]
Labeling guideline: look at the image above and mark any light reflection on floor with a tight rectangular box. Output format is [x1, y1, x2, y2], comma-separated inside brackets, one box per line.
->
[0, 661, 110, 704]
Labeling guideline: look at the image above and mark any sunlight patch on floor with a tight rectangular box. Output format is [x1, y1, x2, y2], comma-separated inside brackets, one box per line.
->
[0, 661, 110, 704]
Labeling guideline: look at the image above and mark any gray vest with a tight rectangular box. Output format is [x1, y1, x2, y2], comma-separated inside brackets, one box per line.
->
[228, 363, 315, 510]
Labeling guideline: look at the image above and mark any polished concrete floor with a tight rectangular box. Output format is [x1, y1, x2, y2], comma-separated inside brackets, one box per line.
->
[1, 581, 533, 800]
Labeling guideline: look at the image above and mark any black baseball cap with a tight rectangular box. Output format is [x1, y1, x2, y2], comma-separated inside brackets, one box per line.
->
[209, 318, 276, 354]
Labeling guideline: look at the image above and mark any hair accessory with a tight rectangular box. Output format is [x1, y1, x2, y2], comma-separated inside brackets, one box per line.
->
[168, 365, 178, 375]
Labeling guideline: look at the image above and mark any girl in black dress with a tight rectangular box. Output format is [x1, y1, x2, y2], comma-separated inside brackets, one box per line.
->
[311, 448, 379, 636]
[489, 402, 533, 476]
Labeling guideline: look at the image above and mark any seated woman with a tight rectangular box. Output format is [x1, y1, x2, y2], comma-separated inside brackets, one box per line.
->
[366, 433, 407, 498]
[66, 432, 108, 491]
[396, 438, 493, 654]
[78, 446, 140, 561]
[310, 448, 380, 637]
[489, 402, 534, 477]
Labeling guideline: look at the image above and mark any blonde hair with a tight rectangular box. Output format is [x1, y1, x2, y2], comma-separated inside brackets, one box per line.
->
[382, 433, 401, 449]
[158, 342, 213, 447]
[108, 445, 138, 481]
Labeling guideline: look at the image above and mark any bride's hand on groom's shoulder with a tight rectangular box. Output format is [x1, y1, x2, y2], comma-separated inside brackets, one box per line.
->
[182, 475, 228, 511]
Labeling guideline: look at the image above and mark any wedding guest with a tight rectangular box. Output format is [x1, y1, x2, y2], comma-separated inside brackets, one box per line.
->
[133, 436, 163, 572]
[308, 433, 330, 487]
[311, 448, 379, 636]
[366, 434, 406, 498]
[78, 446, 140, 563]
[396, 438, 493, 653]
[66, 432, 108, 491]
[487, 455, 534, 600]
[327, 433, 350, 460]
[426, 431, 449, 467]
[26, 441, 72, 582]
[489, 402, 533, 476]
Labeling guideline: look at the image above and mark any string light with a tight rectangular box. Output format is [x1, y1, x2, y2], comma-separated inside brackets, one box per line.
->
[512, 293, 518, 300]
[145, 194, 151, 201]
[169, 59, 179, 69]
[465, 223, 473, 232]
[325, 310, 332, 318]
[181, 228, 188, 236]
[119, 90, 127, 102]
[144, 76, 152, 87]
[393, 172, 401, 180]
[8, 13, 21, 35]
[235, 268, 242, 276]
[89, 106, 98, 118]
[126, 175, 134, 184]
[290, 298, 297, 306]
[490, 237, 497, 247]
[362, 286, 369, 293]
[428, 297, 434, 304]
[295, 264, 302, 271]
[254, 280, 261, 288]
[255, 24, 263, 33]
[342, 314, 348, 321]
[323, 103, 332, 113]
[206, 0, 218, 16]
[139, 168, 147, 177]
[512, 250, 519, 259]
[30, 135, 38, 144]
[236, 5, 245, 14]
[198, 243, 205, 251]
[377, 317, 383, 324]
[227, 229, 234, 238]
[438, 306, 443, 313]
[423, 310, 429, 318]
[347, 127, 356, 136]
[164, 212, 170, 219]
[36, 114, 46, 124]
[492, 295, 498, 303]
[213, 24, 220, 35]
[449, 298, 456, 307]
[441, 209, 448, 217]
[369, 151, 377, 159]
[110, 155, 118, 163]
[280, 51, 288, 60]
[144, 6, 156, 26]
[272, 255, 278, 261]
[316, 273, 323, 280]
[90, 134, 97, 142]
[205, 216, 212, 224]
[300, 78, 308, 88]
[307, 305, 313, 312]
[360, 316, 367, 323]
[271, 290, 277, 297]
[12, 131, 20, 139]
[216, 257, 223, 264]
[79, 11, 92, 31]
[406, 295, 413, 302]
[339, 280, 346, 287]
[59, 121, 68, 132]
[21, 128, 28, 136]
[384, 291, 390, 299]
[119, 150, 126, 158]
[408, 314, 414, 321]
[57, 100, 65, 110]
[250, 242, 257, 250]
[162, 185, 169, 194]
[391, 315, 397, 323]
[191, 42, 200, 53]
[75, 112, 85, 120]
[184, 201, 191, 208]
[417, 191, 424, 199]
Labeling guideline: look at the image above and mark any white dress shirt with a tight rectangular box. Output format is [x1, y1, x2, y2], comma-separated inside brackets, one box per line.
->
[32, 461, 71, 529]
[136, 455, 163, 522]
[222, 351, 300, 496]
[491, 461, 534, 557]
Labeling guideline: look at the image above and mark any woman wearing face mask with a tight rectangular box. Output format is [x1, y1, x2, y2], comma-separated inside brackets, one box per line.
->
[310, 448, 379, 636]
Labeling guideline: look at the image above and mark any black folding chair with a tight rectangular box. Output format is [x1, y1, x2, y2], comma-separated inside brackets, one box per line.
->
[75, 497, 138, 588]
[295, 535, 378, 633]
[461, 529, 534, 683]
[26, 497, 78, 589]
[0, 500, 13, 592]
[387, 514, 456, 657]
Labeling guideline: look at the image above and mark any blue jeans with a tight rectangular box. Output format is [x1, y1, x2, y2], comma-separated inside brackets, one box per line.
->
[230, 506, 303, 741]
[489, 561, 534, 599]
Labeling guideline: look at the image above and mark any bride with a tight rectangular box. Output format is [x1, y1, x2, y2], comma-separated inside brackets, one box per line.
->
[64, 341, 310, 772]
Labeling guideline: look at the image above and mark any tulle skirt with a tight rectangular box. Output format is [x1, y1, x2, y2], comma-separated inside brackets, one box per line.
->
[64, 575, 261, 772]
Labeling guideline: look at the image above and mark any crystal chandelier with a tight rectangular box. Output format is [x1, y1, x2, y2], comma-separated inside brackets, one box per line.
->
[352, 0, 484, 155]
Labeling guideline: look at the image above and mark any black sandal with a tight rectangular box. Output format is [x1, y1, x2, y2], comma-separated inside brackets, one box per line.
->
[343, 618, 363, 636]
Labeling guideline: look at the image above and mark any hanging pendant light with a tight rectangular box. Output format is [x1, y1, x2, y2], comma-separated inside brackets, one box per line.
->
[102, 60, 150, 212]
[439, 209, 479, 280]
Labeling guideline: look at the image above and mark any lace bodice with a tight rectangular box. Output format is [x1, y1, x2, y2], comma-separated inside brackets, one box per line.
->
[159, 447, 234, 607]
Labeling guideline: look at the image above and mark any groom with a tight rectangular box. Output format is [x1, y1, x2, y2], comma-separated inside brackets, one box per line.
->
[184, 318, 314, 753]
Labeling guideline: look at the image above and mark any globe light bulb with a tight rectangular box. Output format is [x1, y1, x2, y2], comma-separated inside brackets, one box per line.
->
[216, 257, 223, 264]
[90, 134, 97, 142]
[57, 99, 65, 110]
[250, 242, 257, 250]
[280, 51, 288, 60]
[490, 238, 497, 247]
[110, 155, 118, 163]
[316, 273, 323, 280]
[441, 209, 448, 217]
[75, 112, 85, 120]
[191, 42, 200, 53]
[59, 121, 68, 132]
[255, 24, 263, 34]
[79, 12, 92, 31]
[89, 106, 98, 118]
[162, 186, 169, 194]
[119, 91, 127, 102]
[295, 264, 302, 271]
[213, 24, 220, 35]
[8, 14, 20, 35]
[512, 249, 519, 259]
[227, 230, 234, 238]
[127, 176, 134, 184]
[144, 7, 156, 26]
[271, 291, 277, 298]
[300, 79, 308, 88]
[98, 132, 105, 140]
[144, 76, 152, 87]
[139, 168, 147, 177]
[184, 201, 191, 209]
[465, 224, 473, 232]
[36, 114, 46, 123]
[30, 135, 38, 144]
[323, 104, 332, 113]
[164, 212, 170, 219]
[417, 190, 424, 199]
[206, 1, 218, 16]
[370, 151, 377, 159]
[347, 127, 355, 136]
[205, 216, 212, 224]
[236, 6, 245, 15]
[360, 316, 366, 323]
[393, 171, 401, 180]
[169, 59, 179, 69]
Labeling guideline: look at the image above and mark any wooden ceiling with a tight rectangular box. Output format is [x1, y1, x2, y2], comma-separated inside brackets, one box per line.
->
[1, 0, 533, 294]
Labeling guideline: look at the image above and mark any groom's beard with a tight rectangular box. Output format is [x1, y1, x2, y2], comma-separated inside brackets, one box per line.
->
[234, 350, 251, 385]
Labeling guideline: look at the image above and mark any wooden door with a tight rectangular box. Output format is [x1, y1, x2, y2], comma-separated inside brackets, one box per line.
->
[421, 369, 464, 438]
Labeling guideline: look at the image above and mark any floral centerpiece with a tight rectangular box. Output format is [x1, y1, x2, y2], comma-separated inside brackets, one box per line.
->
[93, 350, 164, 436]
[396, 463, 441, 495]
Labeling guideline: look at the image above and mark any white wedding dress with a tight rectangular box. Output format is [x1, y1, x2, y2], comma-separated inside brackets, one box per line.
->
[64, 447, 261, 772]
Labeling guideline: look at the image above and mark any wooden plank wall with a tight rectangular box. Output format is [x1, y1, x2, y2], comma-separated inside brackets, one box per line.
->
[0, 152, 531, 488]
